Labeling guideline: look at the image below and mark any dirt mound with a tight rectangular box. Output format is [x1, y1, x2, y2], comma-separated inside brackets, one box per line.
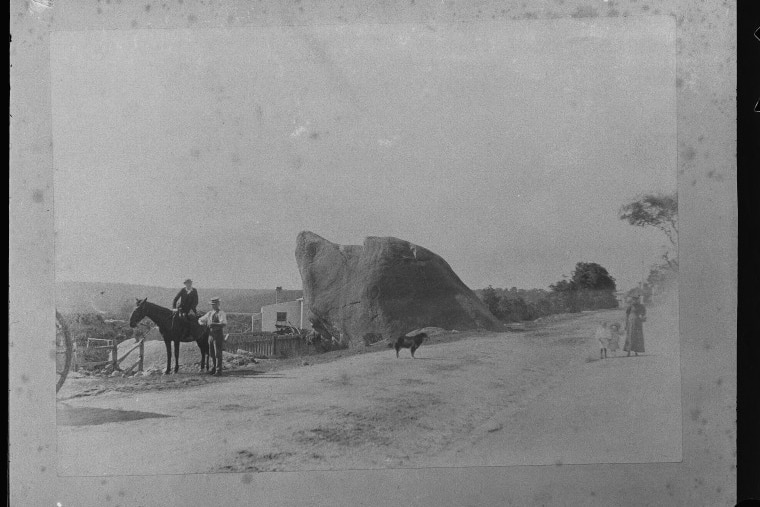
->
[295, 232, 501, 347]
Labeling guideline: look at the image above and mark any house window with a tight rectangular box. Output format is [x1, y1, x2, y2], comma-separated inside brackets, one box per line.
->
[276, 312, 287, 322]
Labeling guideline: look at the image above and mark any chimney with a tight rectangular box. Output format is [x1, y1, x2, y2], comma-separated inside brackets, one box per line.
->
[275, 286, 282, 304]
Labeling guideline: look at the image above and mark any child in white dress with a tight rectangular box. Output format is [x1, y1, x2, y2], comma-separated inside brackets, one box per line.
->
[608, 323, 622, 356]
[594, 321, 612, 359]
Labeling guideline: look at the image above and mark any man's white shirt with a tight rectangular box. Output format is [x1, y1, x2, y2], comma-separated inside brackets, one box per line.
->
[199, 309, 227, 327]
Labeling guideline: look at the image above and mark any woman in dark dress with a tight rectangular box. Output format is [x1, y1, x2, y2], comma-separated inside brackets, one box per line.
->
[624, 295, 646, 356]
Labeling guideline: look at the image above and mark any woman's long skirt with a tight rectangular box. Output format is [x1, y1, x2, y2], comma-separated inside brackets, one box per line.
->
[624, 319, 645, 353]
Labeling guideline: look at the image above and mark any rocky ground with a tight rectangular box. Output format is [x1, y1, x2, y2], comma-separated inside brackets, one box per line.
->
[56, 300, 681, 476]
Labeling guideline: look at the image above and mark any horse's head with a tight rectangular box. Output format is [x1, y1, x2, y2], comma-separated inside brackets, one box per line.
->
[129, 298, 148, 328]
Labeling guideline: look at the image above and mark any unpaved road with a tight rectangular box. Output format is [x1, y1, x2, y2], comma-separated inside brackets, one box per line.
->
[57, 302, 680, 476]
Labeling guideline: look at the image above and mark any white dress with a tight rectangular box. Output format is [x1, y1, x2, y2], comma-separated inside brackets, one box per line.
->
[595, 326, 611, 349]
[608, 329, 621, 352]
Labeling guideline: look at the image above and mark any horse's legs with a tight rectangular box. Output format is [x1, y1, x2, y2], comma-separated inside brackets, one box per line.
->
[174, 340, 180, 373]
[198, 340, 207, 371]
[164, 340, 172, 375]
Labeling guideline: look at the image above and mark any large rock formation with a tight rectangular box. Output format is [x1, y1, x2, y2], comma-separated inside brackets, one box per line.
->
[295, 231, 502, 347]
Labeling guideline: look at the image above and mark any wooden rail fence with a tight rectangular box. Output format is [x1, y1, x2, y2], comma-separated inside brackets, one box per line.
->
[72, 333, 307, 372]
[74, 337, 145, 373]
[225, 333, 309, 358]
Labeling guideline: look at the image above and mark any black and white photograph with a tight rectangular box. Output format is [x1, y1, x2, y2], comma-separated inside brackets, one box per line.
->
[10, 0, 736, 505]
[52, 18, 681, 476]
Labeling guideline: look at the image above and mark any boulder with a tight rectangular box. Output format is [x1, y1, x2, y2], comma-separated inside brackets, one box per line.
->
[295, 231, 501, 347]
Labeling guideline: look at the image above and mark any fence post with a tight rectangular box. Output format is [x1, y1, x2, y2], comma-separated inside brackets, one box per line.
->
[138, 339, 144, 372]
[112, 341, 119, 371]
[272, 334, 277, 356]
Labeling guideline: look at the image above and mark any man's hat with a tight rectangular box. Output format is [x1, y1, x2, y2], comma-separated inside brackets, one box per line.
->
[184, 279, 193, 284]
[210, 297, 220, 304]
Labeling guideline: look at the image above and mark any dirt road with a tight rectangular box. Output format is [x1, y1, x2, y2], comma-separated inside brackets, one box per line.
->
[444, 299, 681, 467]
[57, 302, 681, 476]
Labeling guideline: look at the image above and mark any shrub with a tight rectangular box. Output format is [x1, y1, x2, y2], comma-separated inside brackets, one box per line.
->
[477, 262, 618, 324]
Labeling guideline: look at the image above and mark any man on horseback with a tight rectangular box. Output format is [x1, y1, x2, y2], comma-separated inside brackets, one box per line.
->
[172, 279, 199, 341]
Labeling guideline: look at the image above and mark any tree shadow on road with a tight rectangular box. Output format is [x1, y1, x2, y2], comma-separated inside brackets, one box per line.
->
[57, 404, 171, 426]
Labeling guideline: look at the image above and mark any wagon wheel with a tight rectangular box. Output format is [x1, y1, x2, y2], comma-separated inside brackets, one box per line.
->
[56, 310, 72, 393]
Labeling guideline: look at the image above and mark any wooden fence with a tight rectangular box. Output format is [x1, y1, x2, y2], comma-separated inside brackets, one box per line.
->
[73, 337, 145, 373]
[225, 333, 310, 358]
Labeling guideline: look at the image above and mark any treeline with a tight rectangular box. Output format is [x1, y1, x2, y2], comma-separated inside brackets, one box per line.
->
[477, 262, 619, 323]
[479, 189, 679, 323]
[56, 281, 302, 317]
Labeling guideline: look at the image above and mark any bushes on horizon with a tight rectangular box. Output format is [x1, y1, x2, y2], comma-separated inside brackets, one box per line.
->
[478, 262, 618, 323]
[478, 286, 564, 322]
[550, 262, 618, 311]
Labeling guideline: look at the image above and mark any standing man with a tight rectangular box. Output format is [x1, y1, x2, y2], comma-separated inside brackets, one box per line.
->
[199, 297, 227, 376]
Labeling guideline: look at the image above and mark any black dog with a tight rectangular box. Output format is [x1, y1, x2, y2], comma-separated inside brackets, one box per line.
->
[391, 332, 427, 358]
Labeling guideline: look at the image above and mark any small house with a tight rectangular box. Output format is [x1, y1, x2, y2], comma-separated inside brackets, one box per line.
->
[259, 298, 309, 332]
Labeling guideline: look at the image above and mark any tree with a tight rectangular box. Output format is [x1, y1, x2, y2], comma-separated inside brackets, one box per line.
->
[481, 286, 501, 318]
[570, 262, 617, 291]
[619, 192, 678, 270]
[550, 262, 618, 311]
[549, 278, 575, 293]
[572, 262, 618, 309]
[497, 295, 531, 322]
[646, 261, 678, 297]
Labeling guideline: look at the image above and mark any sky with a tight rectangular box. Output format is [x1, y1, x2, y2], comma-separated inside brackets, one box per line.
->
[51, 17, 676, 292]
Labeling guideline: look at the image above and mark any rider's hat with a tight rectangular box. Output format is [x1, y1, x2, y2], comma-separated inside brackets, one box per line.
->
[210, 297, 220, 304]
[184, 278, 193, 284]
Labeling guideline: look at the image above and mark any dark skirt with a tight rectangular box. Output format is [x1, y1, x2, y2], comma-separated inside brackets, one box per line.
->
[624, 320, 645, 353]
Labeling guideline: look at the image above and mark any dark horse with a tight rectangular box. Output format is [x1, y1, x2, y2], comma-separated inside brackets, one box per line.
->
[129, 298, 211, 374]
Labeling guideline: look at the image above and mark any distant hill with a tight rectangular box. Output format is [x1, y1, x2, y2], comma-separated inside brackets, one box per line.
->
[56, 281, 302, 317]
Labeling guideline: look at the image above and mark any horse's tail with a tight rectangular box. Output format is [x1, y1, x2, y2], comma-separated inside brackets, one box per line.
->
[200, 326, 210, 351]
